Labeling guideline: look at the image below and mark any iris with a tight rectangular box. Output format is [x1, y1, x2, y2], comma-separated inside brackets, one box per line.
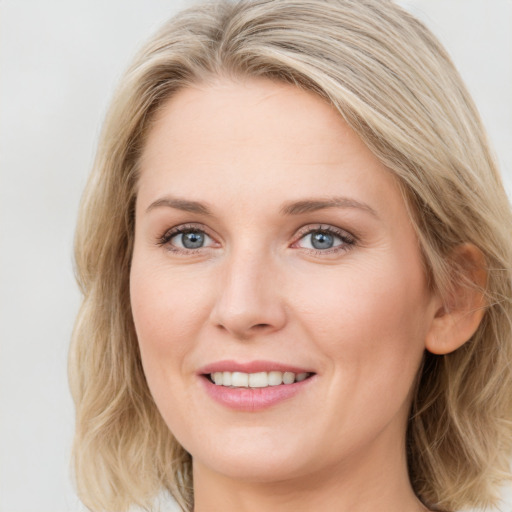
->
[181, 231, 205, 249]
[311, 231, 334, 250]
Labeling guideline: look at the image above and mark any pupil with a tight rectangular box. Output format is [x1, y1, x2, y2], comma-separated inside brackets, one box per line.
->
[182, 232, 204, 249]
[311, 232, 333, 250]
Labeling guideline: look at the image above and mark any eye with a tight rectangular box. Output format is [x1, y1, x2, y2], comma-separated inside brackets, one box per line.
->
[294, 226, 355, 253]
[159, 225, 216, 252]
[172, 230, 211, 249]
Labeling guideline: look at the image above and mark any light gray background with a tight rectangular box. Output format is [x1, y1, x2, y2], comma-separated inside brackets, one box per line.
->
[1, 1, 511, 511]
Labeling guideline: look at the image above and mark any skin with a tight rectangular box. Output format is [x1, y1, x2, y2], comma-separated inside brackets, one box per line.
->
[130, 76, 445, 512]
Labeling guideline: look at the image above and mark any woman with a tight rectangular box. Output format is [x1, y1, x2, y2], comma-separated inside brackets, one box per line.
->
[70, 1, 512, 511]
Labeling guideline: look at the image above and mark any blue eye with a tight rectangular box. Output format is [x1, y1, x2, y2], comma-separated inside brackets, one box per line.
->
[177, 231, 206, 249]
[296, 227, 354, 252]
[162, 228, 214, 251]
[310, 232, 335, 250]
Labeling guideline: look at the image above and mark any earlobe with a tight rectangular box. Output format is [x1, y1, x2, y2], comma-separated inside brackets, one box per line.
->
[425, 244, 487, 355]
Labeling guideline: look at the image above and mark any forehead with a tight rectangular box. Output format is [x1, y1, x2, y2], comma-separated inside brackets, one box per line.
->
[137, 77, 405, 222]
[142, 77, 351, 164]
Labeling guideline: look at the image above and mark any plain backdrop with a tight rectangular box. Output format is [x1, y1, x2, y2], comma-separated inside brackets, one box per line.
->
[1, 1, 511, 511]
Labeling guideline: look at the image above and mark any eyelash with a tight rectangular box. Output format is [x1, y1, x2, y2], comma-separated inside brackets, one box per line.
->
[157, 224, 216, 254]
[293, 225, 356, 255]
[157, 223, 356, 256]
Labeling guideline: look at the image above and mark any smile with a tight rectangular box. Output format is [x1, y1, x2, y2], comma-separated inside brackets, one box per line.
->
[199, 363, 316, 411]
[209, 371, 311, 388]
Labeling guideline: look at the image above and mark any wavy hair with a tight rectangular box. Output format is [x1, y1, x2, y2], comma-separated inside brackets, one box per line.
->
[70, 1, 512, 510]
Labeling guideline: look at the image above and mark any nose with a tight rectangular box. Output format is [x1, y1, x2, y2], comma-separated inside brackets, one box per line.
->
[209, 248, 287, 340]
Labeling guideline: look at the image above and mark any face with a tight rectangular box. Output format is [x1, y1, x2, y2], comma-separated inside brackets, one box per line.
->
[130, 77, 439, 485]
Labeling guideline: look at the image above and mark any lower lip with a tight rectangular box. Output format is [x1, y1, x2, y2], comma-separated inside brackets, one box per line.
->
[200, 375, 314, 412]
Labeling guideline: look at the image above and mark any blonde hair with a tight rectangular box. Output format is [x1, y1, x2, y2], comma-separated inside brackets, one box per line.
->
[70, 1, 512, 510]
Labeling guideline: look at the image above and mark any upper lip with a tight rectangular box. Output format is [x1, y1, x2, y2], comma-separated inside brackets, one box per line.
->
[198, 360, 315, 375]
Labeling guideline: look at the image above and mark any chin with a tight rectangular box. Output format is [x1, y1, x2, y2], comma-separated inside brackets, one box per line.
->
[195, 452, 313, 484]
[182, 425, 318, 482]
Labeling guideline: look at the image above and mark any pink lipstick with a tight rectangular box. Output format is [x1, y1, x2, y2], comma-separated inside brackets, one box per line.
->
[198, 360, 316, 412]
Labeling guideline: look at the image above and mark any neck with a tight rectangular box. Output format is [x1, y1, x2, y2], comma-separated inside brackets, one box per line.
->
[192, 427, 429, 512]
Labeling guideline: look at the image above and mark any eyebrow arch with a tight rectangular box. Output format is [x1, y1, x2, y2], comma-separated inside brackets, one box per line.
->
[145, 196, 212, 216]
[280, 197, 378, 217]
[145, 195, 377, 218]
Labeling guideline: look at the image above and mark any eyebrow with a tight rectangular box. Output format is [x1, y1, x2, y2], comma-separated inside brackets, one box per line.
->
[280, 197, 378, 217]
[145, 195, 378, 218]
[146, 197, 212, 215]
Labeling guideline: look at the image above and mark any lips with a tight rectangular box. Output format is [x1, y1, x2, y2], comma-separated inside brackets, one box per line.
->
[198, 360, 316, 412]
[198, 359, 314, 375]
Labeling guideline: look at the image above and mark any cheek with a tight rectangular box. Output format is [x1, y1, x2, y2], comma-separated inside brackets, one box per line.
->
[289, 255, 430, 381]
[129, 261, 211, 438]
[129, 261, 210, 374]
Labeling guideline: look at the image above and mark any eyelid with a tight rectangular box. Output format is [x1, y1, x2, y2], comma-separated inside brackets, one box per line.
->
[291, 224, 356, 253]
[156, 222, 356, 255]
[157, 223, 220, 252]
[293, 224, 355, 241]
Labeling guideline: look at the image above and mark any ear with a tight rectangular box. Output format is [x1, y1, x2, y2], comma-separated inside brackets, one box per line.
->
[425, 243, 487, 355]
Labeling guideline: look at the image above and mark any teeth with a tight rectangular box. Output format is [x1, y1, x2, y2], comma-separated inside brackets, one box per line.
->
[268, 371, 283, 386]
[249, 372, 268, 388]
[231, 372, 249, 387]
[282, 371, 295, 384]
[222, 371, 232, 386]
[210, 371, 311, 388]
